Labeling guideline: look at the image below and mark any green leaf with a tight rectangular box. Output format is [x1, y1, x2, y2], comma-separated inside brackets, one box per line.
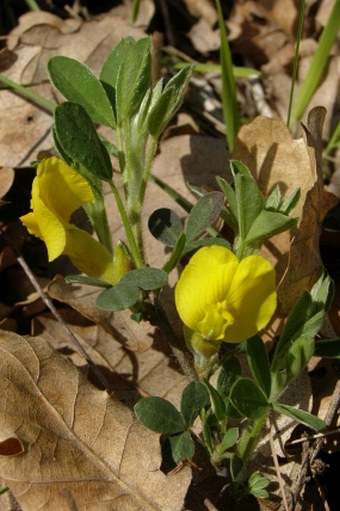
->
[265, 185, 282, 210]
[100, 37, 152, 124]
[204, 380, 226, 421]
[230, 378, 270, 419]
[273, 403, 326, 431]
[147, 66, 192, 139]
[230, 454, 246, 483]
[122, 267, 168, 291]
[54, 102, 113, 181]
[279, 188, 301, 214]
[271, 335, 315, 398]
[96, 281, 139, 311]
[96, 267, 168, 311]
[246, 336, 271, 398]
[185, 192, 224, 242]
[314, 338, 340, 359]
[148, 208, 183, 246]
[310, 272, 334, 310]
[169, 431, 195, 463]
[115, 38, 152, 123]
[219, 427, 239, 452]
[272, 274, 333, 369]
[231, 160, 265, 243]
[163, 232, 187, 273]
[134, 397, 186, 435]
[217, 355, 241, 397]
[245, 210, 297, 244]
[216, 176, 238, 230]
[48, 56, 115, 127]
[248, 472, 270, 499]
[180, 381, 210, 428]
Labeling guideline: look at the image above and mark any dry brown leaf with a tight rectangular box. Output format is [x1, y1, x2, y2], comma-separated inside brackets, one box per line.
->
[183, 0, 217, 25]
[0, 12, 146, 167]
[0, 330, 191, 511]
[232, 109, 335, 313]
[47, 276, 154, 353]
[0, 168, 15, 201]
[33, 310, 189, 408]
[228, 0, 294, 67]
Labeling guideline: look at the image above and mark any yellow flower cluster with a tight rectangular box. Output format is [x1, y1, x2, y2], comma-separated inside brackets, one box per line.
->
[175, 246, 277, 344]
[20, 157, 118, 284]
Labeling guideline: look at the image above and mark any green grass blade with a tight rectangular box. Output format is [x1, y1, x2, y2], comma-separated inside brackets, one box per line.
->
[132, 0, 141, 22]
[294, 0, 340, 121]
[286, 0, 305, 127]
[24, 0, 40, 10]
[215, 0, 240, 152]
[0, 74, 56, 113]
[175, 62, 263, 78]
[324, 122, 340, 157]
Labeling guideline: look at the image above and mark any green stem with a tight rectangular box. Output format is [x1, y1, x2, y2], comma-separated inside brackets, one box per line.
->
[0, 74, 55, 113]
[150, 174, 192, 212]
[237, 416, 265, 464]
[116, 121, 146, 262]
[24, 0, 40, 11]
[109, 182, 143, 268]
[83, 193, 113, 253]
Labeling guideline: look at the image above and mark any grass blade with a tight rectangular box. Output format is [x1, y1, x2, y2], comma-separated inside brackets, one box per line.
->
[215, 0, 240, 152]
[286, 0, 305, 128]
[294, 0, 340, 121]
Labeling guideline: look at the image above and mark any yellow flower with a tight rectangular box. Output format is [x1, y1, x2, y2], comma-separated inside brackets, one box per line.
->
[20, 157, 118, 284]
[175, 246, 277, 344]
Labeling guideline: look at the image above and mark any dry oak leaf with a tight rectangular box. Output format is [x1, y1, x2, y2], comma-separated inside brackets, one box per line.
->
[0, 331, 191, 511]
[232, 108, 337, 313]
[47, 276, 154, 353]
[0, 11, 146, 167]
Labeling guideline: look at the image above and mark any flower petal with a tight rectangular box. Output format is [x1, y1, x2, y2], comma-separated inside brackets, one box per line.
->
[37, 157, 94, 221]
[223, 255, 277, 342]
[20, 177, 67, 261]
[175, 246, 238, 332]
[64, 227, 117, 284]
[175, 246, 277, 344]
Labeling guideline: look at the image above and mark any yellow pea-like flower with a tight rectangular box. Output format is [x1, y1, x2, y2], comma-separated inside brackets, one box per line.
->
[20, 157, 118, 284]
[175, 245, 277, 344]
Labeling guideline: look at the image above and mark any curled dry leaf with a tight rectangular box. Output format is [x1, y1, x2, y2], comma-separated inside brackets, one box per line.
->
[0, 330, 191, 511]
[232, 108, 338, 314]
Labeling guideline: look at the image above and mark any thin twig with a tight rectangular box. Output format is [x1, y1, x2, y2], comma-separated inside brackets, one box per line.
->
[289, 378, 340, 508]
[286, 427, 340, 447]
[310, 378, 340, 465]
[289, 440, 310, 511]
[266, 417, 290, 511]
[17, 256, 112, 391]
